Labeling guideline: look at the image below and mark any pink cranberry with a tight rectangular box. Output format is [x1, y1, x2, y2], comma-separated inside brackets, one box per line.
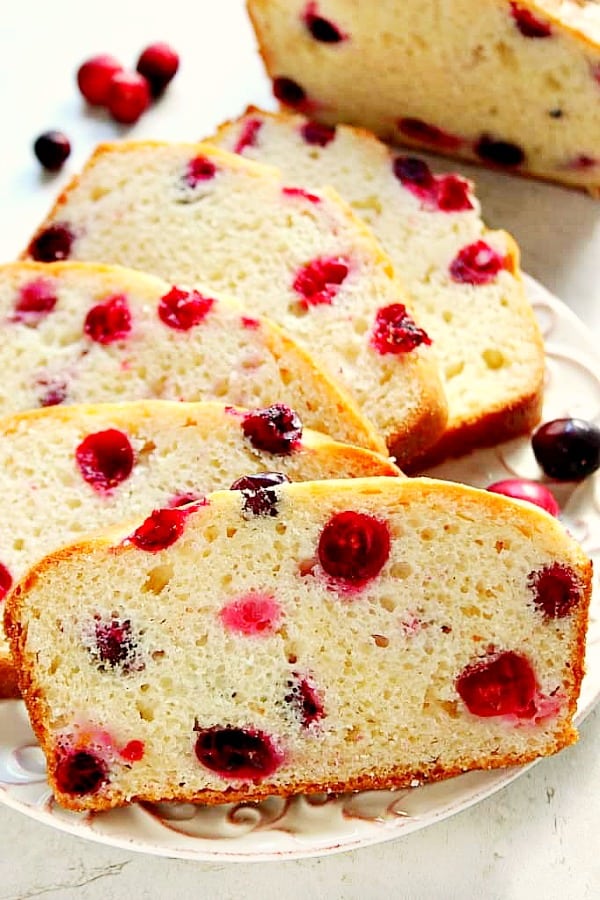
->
[230, 472, 291, 517]
[242, 404, 302, 455]
[0, 563, 13, 601]
[398, 118, 462, 150]
[435, 175, 474, 212]
[318, 510, 391, 583]
[456, 651, 537, 718]
[77, 54, 123, 105]
[129, 507, 188, 552]
[33, 131, 71, 172]
[13, 279, 57, 324]
[487, 479, 560, 517]
[371, 303, 432, 355]
[293, 256, 349, 307]
[285, 673, 325, 728]
[273, 77, 306, 107]
[449, 241, 505, 285]
[185, 155, 217, 187]
[392, 158, 473, 213]
[84, 294, 131, 344]
[234, 118, 263, 154]
[158, 287, 214, 330]
[194, 725, 284, 779]
[475, 135, 525, 167]
[300, 120, 336, 146]
[92, 617, 139, 670]
[282, 186, 321, 203]
[528, 563, 581, 619]
[303, 3, 346, 43]
[55, 749, 108, 796]
[136, 42, 179, 97]
[510, 2, 552, 38]
[28, 225, 74, 262]
[219, 592, 282, 636]
[120, 740, 145, 762]
[106, 71, 151, 125]
[76, 429, 135, 493]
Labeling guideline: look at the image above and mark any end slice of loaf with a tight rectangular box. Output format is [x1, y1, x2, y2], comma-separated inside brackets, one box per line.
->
[6, 477, 591, 811]
[23, 142, 448, 468]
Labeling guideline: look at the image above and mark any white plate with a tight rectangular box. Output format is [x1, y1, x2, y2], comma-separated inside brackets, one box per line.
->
[1, 275, 599, 862]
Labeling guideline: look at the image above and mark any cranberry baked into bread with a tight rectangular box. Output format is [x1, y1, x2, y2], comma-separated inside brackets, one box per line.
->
[211, 107, 545, 469]
[24, 143, 447, 468]
[0, 401, 399, 697]
[247, 0, 600, 194]
[6, 478, 591, 811]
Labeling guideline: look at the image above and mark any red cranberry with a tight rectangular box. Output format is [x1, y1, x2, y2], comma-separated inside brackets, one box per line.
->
[76, 429, 135, 493]
[392, 158, 473, 213]
[475, 136, 525, 167]
[318, 510, 391, 583]
[84, 294, 132, 344]
[435, 175, 474, 213]
[532, 418, 600, 481]
[0, 563, 13, 601]
[241, 315, 260, 329]
[242, 404, 302, 454]
[371, 303, 432, 355]
[120, 740, 145, 762]
[136, 42, 179, 97]
[303, 3, 346, 42]
[55, 749, 108, 795]
[33, 131, 71, 172]
[230, 472, 291, 517]
[28, 225, 74, 262]
[456, 651, 537, 718]
[282, 186, 321, 203]
[487, 479, 560, 517]
[185, 155, 217, 187]
[449, 241, 505, 285]
[13, 279, 57, 324]
[398, 118, 462, 150]
[158, 287, 214, 330]
[194, 725, 283, 779]
[301, 120, 336, 146]
[510, 2, 552, 38]
[77, 54, 123, 105]
[234, 118, 263, 154]
[129, 508, 188, 552]
[106, 71, 151, 125]
[528, 563, 581, 619]
[273, 77, 306, 107]
[93, 617, 139, 670]
[293, 256, 349, 307]
[285, 673, 325, 728]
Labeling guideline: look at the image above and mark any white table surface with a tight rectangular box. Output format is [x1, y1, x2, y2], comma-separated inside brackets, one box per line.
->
[0, 1, 599, 897]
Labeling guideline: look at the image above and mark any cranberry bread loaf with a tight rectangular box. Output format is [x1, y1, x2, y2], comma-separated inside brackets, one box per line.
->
[0, 400, 400, 697]
[211, 107, 545, 470]
[6, 478, 591, 811]
[24, 142, 448, 468]
[0, 261, 383, 453]
[247, 0, 600, 194]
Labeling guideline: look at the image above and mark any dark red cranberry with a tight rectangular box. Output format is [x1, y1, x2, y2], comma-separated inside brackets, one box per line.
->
[230, 472, 291, 517]
[273, 77, 306, 107]
[456, 651, 537, 718]
[532, 418, 600, 481]
[185, 155, 217, 187]
[129, 508, 188, 551]
[293, 256, 349, 307]
[303, 3, 346, 43]
[567, 155, 598, 171]
[393, 158, 473, 213]
[77, 54, 123, 105]
[285, 673, 325, 727]
[282, 186, 321, 203]
[33, 131, 71, 172]
[449, 241, 505, 285]
[301, 120, 336, 146]
[76, 429, 135, 493]
[13, 279, 57, 324]
[120, 740, 145, 762]
[55, 749, 107, 795]
[435, 175, 474, 213]
[487, 479, 560, 517]
[371, 303, 432, 355]
[393, 156, 435, 190]
[93, 617, 138, 670]
[510, 2, 552, 38]
[234, 118, 263, 154]
[158, 287, 214, 330]
[528, 563, 581, 619]
[242, 404, 302, 455]
[136, 42, 179, 97]
[84, 294, 132, 344]
[194, 724, 283, 779]
[475, 136, 525, 167]
[38, 380, 67, 407]
[28, 225, 74, 262]
[318, 510, 390, 583]
[0, 563, 13, 601]
[106, 71, 151, 125]
[398, 118, 462, 150]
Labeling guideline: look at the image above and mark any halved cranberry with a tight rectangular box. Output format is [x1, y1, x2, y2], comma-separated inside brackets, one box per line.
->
[456, 651, 537, 718]
[13, 279, 57, 324]
[303, 3, 346, 42]
[273, 77, 306, 107]
[93, 617, 138, 670]
[293, 256, 349, 307]
[55, 749, 108, 796]
[185, 155, 217, 187]
[219, 592, 282, 636]
[318, 510, 390, 583]
[528, 563, 581, 619]
[242, 404, 302, 454]
[28, 225, 74, 262]
[475, 136, 525, 167]
[84, 294, 131, 344]
[106, 72, 151, 125]
[487, 479, 560, 516]
[282, 186, 321, 203]
[510, 2, 552, 38]
[129, 507, 188, 551]
[449, 241, 505, 285]
[230, 472, 291, 517]
[75, 429, 134, 493]
[194, 725, 283, 779]
[285, 673, 325, 727]
[234, 118, 263, 154]
[120, 740, 145, 762]
[136, 42, 179, 97]
[300, 120, 336, 146]
[371, 303, 432, 355]
[398, 118, 462, 150]
[0, 563, 13, 601]
[435, 175, 474, 212]
[77, 54, 123, 105]
[158, 287, 214, 330]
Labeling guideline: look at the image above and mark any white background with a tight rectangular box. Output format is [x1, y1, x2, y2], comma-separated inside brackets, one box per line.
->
[0, 1, 599, 897]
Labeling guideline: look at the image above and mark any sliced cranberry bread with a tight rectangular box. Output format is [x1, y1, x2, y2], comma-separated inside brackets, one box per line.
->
[0, 261, 383, 453]
[247, 0, 600, 194]
[0, 399, 400, 698]
[24, 142, 448, 468]
[211, 107, 545, 470]
[6, 477, 590, 811]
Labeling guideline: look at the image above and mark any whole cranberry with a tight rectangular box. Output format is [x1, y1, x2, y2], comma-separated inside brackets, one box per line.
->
[487, 479, 560, 517]
[33, 131, 71, 172]
[136, 42, 179, 97]
[77, 54, 123, 106]
[107, 72, 151, 125]
[532, 418, 600, 481]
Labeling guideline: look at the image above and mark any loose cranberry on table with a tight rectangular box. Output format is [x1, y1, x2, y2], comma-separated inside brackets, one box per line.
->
[33, 131, 71, 172]
[136, 42, 179, 97]
[77, 54, 123, 106]
[487, 479, 560, 517]
[106, 71, 151, 125]
[532, 418, 600, 481]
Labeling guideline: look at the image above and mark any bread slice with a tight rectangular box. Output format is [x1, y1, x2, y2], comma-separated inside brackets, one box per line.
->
[0, 400, 400, 698]
[0, 261, 384, 453]
[6, 477, 590, 811]
[211, 106, 545, 470]
[23, 142, 448, 468]
[247, 0, 600, 194]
